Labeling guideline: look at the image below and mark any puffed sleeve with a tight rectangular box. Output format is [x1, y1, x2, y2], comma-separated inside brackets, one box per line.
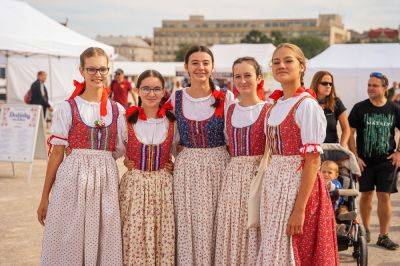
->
[113, 103, 127, 159]
[295, 98, 327, 155]
[49, 101, 72, 146]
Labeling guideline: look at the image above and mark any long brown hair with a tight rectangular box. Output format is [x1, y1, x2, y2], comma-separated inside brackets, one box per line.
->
[184, 45, 220, 108]
[310, 71, 337, 112]
[272, 43, 306, 86]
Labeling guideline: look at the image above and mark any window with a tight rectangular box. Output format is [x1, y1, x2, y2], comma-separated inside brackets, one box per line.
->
[0, 68, 5, 79]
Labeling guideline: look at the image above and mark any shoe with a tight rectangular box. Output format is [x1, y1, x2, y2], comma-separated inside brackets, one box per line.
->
[377, 234, 399, 250]
[365, 229, 371, 243]
[337, 211, 357, 221]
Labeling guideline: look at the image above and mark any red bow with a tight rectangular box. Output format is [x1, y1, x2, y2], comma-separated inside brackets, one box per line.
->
[125, 106, 147, 120]
[212, 90, 226, 118]
[269, 87, 316, 101]
[157, 101, 173, 118]
[70, 80, 109, 117]
[257, 80, 265, 101]
[232, 80, 265, 101]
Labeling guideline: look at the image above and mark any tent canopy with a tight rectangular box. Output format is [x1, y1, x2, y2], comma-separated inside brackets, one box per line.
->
[305, 43, 400, 110]
[308, 43, 400, 69]
[1, 0, 115, 104]
[210, 43, 276, 72]
[0, 0, 114, 57]
[114, 61, 182, 77]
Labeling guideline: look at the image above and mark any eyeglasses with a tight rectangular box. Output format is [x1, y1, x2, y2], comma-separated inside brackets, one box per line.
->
[320, 81, 333, 86]
[85, 67, 109, 75]
[139, 86, 164, 95]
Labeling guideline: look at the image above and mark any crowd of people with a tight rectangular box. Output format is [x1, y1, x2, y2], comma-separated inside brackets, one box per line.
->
[34, 43, 399, 266]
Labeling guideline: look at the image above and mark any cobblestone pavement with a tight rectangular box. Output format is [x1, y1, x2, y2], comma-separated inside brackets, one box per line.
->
[0, 160, 399, 265]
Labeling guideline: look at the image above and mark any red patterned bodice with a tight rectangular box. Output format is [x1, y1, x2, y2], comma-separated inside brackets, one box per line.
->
[67, 99, 118, 151]
[125, 120, 174, 171]
[226, 103, 269, 157]
[265, 96, 311, 156]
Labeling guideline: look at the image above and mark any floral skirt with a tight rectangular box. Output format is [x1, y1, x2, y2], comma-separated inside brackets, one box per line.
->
[257, 155, 338, 266]
[215, 155, 261, 266]
[119, 168, 174, 266]
[41, 149, 122, 266]
[174, 146, 230, 266]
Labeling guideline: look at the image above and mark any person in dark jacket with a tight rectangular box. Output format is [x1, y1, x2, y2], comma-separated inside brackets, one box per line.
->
[29, 71, 52, 117]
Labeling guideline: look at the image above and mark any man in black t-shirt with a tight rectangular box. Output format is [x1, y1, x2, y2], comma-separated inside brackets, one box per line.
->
[349, 72, 400, 250]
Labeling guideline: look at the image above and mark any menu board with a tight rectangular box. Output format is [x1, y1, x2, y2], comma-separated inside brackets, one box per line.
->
[0, 104, 46, 162]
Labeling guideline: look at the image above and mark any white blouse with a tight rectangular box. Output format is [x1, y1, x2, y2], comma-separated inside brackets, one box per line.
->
[229, 102, 266, 128]
[122, 117, 175, 145]
[266, 92, 327, 153]
[50, 96, 126, 158]
[169, 87, 236, 121]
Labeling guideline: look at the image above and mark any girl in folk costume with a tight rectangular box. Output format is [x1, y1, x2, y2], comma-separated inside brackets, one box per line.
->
[215, 57, 269, 265]
[119, 70, 175, 265]
[37, 47, 125, 265]
[169, 45, 235, 265]
[256, 43, 338, 266]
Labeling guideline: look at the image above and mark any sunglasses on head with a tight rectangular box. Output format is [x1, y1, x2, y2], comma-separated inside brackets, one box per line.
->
[370, 72, 384, 79]
[320, 81, 333, 86]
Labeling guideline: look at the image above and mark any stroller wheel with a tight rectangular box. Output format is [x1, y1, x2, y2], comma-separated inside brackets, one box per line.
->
[353, 224, 368, 266]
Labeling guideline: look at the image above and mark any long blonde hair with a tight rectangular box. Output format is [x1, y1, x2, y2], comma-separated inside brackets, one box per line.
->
[272, 43, 306, 86]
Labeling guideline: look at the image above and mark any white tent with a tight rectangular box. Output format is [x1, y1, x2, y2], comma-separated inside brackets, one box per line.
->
[305, 43, 400, 110]
[114, 61, 182, 77]
[211, 43, 276, 74]
[0, 0, 115, 104]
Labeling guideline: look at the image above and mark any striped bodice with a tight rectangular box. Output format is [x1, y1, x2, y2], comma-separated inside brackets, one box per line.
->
[226, 103, 268, 157]
[175, 90, 225, 148]
[265, 96, 309, 156]
[126, 120, 174, 171]
[67, 99, 118, 151]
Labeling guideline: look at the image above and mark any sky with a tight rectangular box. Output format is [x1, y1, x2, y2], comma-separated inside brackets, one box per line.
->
[25, 0, 400, 38]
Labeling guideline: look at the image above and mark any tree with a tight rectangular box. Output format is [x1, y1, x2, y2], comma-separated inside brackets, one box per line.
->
[271, 31, 287, 45]
[175, 43, 194, 61]
[241, 30, 273, 44]
[289, 35, 329, 58]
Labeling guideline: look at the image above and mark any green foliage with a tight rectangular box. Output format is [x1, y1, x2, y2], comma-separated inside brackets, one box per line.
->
[288, 35, 329, 58]
[271, 31, 287, 45]
[241, 30, 273, 44]
[175, 43, 194, 61]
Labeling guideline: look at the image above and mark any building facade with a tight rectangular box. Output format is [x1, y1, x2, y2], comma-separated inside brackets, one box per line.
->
[154, 14, 350, 61]
[96, 35, 154, 62]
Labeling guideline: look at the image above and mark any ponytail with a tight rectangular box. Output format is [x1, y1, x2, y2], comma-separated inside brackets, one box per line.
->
[127, 97, 142, 124]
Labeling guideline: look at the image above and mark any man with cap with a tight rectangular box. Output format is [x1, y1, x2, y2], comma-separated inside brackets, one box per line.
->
[110, 68, 134, 108]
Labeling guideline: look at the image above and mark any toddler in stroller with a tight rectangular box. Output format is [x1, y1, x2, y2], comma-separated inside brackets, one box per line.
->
[321, 160, 357, 235]
[321, 144, 367, 266]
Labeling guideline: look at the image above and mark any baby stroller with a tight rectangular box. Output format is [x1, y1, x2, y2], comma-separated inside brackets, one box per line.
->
[321, 143, 368, 266]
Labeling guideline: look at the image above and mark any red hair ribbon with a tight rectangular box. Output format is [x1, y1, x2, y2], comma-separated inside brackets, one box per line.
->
[269, 87, 316, 102]
[70, 80, 109, 117]
[231, 80, 265, 101]
[47, 135, 68, 156]
[125, 106, 147, 120]
[157, 100, 173, 118]
[257, 80, 265, 101]
[212, 90, 226, 118]
[233, 87, 239, 99]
